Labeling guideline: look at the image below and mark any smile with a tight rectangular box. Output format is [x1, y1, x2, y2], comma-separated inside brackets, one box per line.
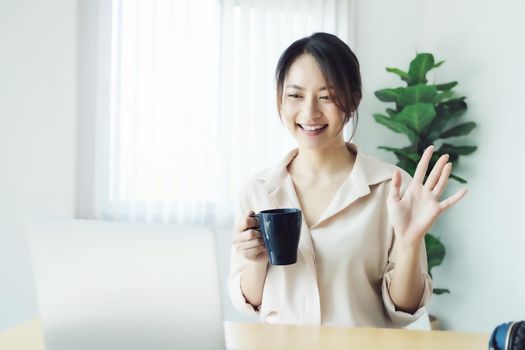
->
[298, 124, 328, 131]
[296, 123, 328, 136]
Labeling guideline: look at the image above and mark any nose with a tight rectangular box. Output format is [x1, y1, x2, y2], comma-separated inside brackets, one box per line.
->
[301, 96, 322, 120]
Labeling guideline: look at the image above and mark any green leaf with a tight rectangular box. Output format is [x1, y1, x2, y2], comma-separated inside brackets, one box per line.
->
[373, 114, 418, 143]
[423, 97, 467, 143]
[386, 108, 397, 117]
[439, 122, 477, 139]
[395, 157, 417, 176]
[424, 116, 449, 143]
[395, 103, 436, 133]
[433, 288, 451, 295]
[426, 98, 468, 141]
[408, 53, 435, 85]
[436, 97, 468, 119]
[425, 233, 445, 275]
[435, 81, 458, 91]
[378, 146, 420, 163]
[374, 88, 402, 103]
[433, 60, 445, 68]
[397, 84, 437, 107]
[433, 90, 454, 104]
[450, 174, 467, 183]
[386, 67, 410, 83]
[438, 143, 477, 155]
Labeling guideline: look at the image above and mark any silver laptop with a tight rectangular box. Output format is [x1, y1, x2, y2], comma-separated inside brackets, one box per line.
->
[26, 218, 226, 350]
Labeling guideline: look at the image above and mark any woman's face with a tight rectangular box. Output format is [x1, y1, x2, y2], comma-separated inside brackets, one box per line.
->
[281, 54, 347, 151]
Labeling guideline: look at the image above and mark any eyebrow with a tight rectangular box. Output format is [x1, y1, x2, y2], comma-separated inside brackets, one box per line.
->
[285, 84, 334, 91]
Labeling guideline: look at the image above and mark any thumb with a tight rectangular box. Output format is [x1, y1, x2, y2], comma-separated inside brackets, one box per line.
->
[389, 169, 402, 201]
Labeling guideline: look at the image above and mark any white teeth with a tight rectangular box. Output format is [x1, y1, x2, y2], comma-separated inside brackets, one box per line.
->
[301, 124, 326, 131]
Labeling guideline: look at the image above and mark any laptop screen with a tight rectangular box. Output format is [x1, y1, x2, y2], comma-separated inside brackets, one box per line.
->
[26, 218, 226, 350]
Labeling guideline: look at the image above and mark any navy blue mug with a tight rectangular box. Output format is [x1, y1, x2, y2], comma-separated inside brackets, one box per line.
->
[250, 208, 302, 265]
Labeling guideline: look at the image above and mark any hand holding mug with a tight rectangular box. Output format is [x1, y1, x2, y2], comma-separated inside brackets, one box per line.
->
[233, 210, 268, 263]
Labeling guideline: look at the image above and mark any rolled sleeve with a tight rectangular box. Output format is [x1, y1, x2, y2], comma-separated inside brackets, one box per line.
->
[227, 188, 260, 316]
[227, 248, 261, 316]
[381, 269, 432, 326]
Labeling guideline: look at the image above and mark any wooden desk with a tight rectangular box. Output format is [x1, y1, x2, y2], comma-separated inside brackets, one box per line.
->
[0, 319, 489, 350]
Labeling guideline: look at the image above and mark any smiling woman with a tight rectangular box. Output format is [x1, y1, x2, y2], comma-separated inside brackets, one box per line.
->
[228, 32, 468, 329]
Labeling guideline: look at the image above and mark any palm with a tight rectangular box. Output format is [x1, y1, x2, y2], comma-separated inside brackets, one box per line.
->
[387, 145, 468, 246]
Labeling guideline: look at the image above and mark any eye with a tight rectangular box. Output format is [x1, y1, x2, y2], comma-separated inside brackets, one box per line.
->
[288, 94, 302, 99]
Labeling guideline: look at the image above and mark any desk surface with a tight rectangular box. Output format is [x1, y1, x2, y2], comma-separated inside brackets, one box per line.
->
[0, 319, 489, 350]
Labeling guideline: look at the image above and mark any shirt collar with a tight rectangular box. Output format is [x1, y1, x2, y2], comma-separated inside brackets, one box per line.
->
[258, 142, 394, 195]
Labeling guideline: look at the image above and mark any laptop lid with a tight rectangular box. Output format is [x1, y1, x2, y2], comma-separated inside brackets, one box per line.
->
[26, 218, 226, 350]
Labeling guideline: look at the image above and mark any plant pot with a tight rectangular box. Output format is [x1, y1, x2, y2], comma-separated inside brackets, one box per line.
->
[429, 314, 440, 330]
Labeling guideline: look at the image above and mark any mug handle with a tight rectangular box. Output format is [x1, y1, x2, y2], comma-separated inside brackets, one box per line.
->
[248, 213, 260, 231]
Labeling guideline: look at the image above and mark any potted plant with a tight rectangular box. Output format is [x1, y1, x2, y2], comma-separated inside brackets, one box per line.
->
[373, 52, 477, 329]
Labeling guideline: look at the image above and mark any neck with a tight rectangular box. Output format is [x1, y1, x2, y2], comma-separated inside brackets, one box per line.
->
[289, 141, 355, 179]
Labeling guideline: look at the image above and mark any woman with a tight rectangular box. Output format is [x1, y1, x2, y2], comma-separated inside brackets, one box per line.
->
[228, 32, 467, 328]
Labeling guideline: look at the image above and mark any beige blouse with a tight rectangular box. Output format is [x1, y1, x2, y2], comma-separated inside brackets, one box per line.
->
[228, 143, 432, 328]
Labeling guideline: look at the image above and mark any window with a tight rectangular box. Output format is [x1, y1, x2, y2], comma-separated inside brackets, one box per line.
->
[78, 0, 354, 225]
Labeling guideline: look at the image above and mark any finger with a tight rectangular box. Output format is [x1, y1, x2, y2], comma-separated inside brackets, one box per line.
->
[235, 210, 259, 232]
[233, 229, 261, 244]
[425, 153, 449, 190]
[439, 189, 468, 211]
[245, 246, 268, 261]
[432, 162, 452, 197]
[243, 243, 267, 257]
[237, 238, 265, 251]
[413, 145, 434, 183]
[389, 169, 402, 201]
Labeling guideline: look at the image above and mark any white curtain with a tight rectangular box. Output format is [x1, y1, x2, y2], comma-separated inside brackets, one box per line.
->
[77, 0, 356, 226]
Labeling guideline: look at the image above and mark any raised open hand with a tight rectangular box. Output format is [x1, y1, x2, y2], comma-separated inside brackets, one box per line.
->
[387, 145, 468, 247]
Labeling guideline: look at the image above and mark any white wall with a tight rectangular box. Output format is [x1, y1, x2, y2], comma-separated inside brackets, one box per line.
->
[0, 0, 78, 330]
[354, 0, 525, 332]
